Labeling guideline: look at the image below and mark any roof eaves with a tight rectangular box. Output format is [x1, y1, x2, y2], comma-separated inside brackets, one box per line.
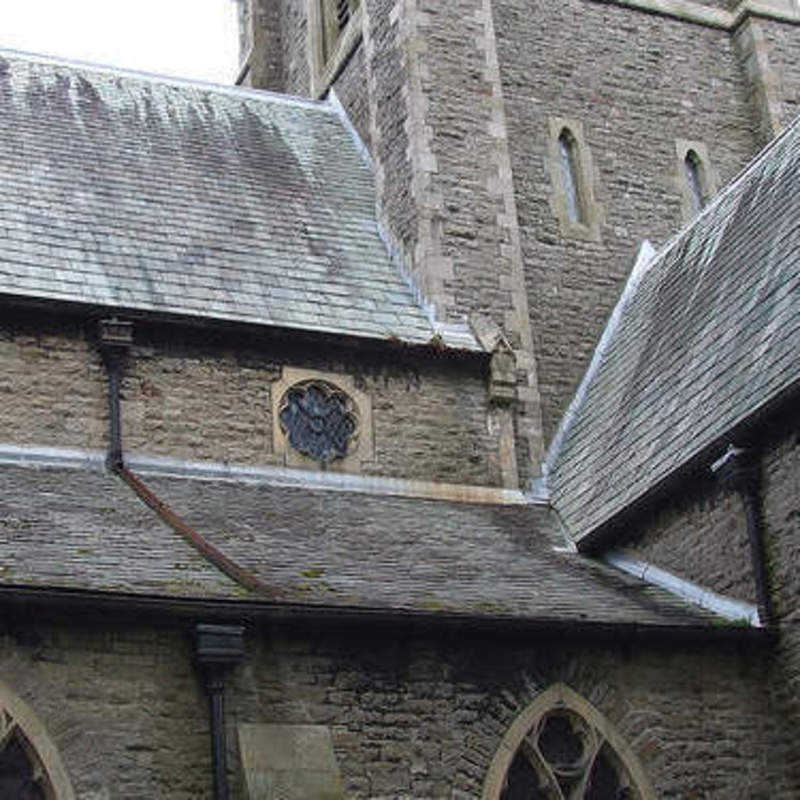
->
[572, 375, 800, 552]
[0, 584, 771, 642]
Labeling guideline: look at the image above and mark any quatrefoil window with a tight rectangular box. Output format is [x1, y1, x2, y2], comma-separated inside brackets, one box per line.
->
[278, 380, 359, 465]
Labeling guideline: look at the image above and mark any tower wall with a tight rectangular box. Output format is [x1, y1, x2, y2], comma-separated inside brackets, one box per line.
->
[493, 1, 760, 443]
[238, 0, 800, 472]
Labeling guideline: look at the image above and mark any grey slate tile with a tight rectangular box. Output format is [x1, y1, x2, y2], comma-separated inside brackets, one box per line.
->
[0, 52, 449, 348]
[548, 116, 800, 544]
[0, 461, 720, 628]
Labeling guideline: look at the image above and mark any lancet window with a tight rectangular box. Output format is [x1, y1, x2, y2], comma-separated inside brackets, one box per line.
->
[684, 149, 706, 214]
[558, 128, 583, 224]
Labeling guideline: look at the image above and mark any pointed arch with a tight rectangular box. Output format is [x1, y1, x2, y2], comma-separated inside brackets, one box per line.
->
[548, 118, 603, 241]
[684, 149, 706, 213]
[482, 683, 656, 800]
[675, 139, 716, 223]
[558, 128, 584, 224]
[0, 681, 75, 800]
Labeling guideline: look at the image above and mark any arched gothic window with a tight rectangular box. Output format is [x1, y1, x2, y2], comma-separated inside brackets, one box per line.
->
[0, 684, 74, 800]
[684, 149, 706, 214]
[483, 685, 656, 800]
[558, 129, 583, 224]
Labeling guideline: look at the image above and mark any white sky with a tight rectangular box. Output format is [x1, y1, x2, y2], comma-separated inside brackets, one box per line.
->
[0, 0, 240, 84]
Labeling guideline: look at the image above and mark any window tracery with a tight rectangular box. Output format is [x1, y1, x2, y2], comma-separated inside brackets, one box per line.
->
[484, 685, 655, 800]
[278, 379, 359, 465]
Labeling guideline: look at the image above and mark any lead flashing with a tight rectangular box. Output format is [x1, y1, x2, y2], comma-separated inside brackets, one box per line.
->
[0, 444, 536, 506]
[604, 549, 760, 626]
[545, 240, 657, 482]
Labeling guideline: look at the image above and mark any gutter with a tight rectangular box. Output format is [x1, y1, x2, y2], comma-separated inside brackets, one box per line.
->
[604, 550, 760, 626]
[0, 584, 772, 644]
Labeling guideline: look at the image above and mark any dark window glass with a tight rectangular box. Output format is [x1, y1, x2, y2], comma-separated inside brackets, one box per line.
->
[684, 150, 706, 213]
[500, 752, 551, 800]
[559, 129, 583, 223]
[498, 711, 640, 800]
[0, 734, 48, 800]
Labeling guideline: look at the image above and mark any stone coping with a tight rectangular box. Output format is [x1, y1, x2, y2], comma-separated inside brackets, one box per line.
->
[589, 0, 800, 28]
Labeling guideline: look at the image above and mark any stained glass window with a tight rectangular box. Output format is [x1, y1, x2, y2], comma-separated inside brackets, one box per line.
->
[279, 380, 358, 465]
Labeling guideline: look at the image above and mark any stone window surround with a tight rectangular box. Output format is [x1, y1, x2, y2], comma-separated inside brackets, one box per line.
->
[675, 139, 717, 223]
[308, 0, 364, 98]
[272, 366, 373, 472]
[481, 683, 656, 800]
[0, 681, 75, 800]
[547, 118, 603, 242]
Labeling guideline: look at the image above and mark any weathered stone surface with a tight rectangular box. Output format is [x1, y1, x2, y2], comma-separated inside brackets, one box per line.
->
[238, 724, 345, 799]
[0, 620, 794, 799]
[493, 0, 760, 444]
[0, 312, 500, 485]
[761, 19, 800, 126]
[622, 473, 757, 604]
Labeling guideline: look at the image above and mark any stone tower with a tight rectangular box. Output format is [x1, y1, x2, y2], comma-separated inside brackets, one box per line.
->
[234, 0, 799, 481]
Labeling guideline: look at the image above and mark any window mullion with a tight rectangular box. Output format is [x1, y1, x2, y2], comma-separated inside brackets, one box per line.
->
[574, 735, 603, 799]
[519, 736, 565, 800]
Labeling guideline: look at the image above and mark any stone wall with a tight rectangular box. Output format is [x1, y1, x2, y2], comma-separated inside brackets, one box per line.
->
[493, 0, 759, 443]
[280, 0, 311, 96]
[244, 0, 284, 92]
[620, 471, 757, 604]
[761, 19, 800, 124]
[0, 619, 208, 800]
[0, 311, 108, 452]
[2, 613, 794, 799]
[760, 415, 800, 781]
[0, 310, 502, 487]
[357, 0, 546, 482]
[331, 43, 371, 151]
[612, 408, 800, 789]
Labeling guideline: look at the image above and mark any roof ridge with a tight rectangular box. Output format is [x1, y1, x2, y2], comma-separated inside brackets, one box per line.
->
[0, 45, 332, 112]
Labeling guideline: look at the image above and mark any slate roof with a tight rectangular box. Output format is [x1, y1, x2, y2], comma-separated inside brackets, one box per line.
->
[0, 456, 722, 630]
[547, 114, 800, 547]
[0, 50, 447, 347]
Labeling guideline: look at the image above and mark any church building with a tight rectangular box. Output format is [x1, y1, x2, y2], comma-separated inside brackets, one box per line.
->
[0, 0, 798, 797]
